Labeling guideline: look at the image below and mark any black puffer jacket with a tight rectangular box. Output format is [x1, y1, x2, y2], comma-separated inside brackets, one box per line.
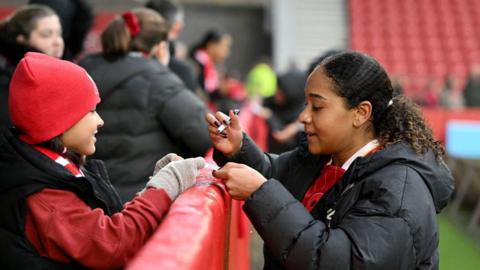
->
[214, 135, 454, 270]
[80, 54, 211, 201]
[0, 54, 13, 129]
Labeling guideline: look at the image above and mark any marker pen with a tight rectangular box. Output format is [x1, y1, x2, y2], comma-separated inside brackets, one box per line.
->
[217, 109, 240, 135]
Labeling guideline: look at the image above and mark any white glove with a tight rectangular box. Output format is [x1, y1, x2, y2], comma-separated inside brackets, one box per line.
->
[153, 153, 182, 175]
[145, 157, 205, 200]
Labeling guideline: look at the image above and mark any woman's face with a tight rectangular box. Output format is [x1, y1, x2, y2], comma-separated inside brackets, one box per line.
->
[298, 68, 357, 156]
[208, 35, 232, 64]
[60, 110, 104, 156]
[27, 15, 64, 58]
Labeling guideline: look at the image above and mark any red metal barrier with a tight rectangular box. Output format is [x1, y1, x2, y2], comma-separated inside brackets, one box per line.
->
[238, 102, 269, 151]
[127, 169, 231, 270]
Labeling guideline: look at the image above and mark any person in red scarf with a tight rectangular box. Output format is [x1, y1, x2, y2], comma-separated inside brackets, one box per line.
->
[190, 29, 234, 112]
[0, 52, 205, 269]
[206, 51, 454, 270]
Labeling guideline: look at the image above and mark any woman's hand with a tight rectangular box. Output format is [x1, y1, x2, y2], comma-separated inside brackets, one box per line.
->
[205, 110, 243, 156]
[212, 162, 267, 200]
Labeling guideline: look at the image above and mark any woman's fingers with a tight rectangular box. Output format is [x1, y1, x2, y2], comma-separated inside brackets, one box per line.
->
[229, 109, 240, 130]
[212, 163, 246, 180]
[215, 111, 230, 128]
[212, 163, 266, 200]
[205, 113, 221, 128]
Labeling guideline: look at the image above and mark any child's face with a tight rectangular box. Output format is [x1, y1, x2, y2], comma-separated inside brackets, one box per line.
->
[60, 110, 103, 156]
[27, 15, 64, 59]
[298, 68, 356, 155]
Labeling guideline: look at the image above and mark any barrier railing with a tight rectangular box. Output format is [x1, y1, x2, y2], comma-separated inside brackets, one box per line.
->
[126, 169, 233, 270]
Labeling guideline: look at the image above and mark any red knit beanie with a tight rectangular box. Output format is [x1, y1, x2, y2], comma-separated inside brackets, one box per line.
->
[9, 52, 100, 144]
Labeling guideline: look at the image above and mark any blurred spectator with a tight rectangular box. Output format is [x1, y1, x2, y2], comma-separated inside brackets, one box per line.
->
[29, 0, 93, 60]
[0, 4, 63, 128]
[146, 0, 198, 92]
[79, 8, 211, 201]
[438, 74, 466, 109]
[422, 78, 442, 107]
[463, 64, 480, 107]
[439, 75, 454, 108]
[263, 67, 306, 153]
[243, 62, 277, 118]
[190, 29, 232, 96]
[174, 40, 188, 60]
[214, 70, 247, 113]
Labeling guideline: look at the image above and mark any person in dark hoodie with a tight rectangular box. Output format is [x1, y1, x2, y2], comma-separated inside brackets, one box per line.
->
[79, 8, 211, 202]
[263, 67, 306, 153]
[206, 51, 454, 270]
[0, 52, 205, 269]
[0, 4, 64, 128]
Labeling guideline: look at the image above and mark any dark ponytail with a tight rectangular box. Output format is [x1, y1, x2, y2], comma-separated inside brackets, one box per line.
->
[101, 17, 131, 60]
[320, 51, 444, 158]
[377, 95, 444, 158]
[189, 29, 226, 58]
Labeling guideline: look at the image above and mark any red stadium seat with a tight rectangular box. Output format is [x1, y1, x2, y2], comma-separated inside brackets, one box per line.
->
[349, 0, 480, 95]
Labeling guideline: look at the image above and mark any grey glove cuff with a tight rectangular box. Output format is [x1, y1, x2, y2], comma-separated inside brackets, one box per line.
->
[144, 157, 206, 200]
[153, 153, 182, 175]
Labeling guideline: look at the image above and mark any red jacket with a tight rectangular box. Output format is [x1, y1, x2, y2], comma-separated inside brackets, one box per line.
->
[25, 187, 171, 270]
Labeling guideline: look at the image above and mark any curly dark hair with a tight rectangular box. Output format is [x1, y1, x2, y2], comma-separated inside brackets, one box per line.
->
[319, 51, 445, 158]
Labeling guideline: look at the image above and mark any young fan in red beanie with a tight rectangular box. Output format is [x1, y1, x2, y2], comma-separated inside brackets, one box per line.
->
[0, 52, 205, 269]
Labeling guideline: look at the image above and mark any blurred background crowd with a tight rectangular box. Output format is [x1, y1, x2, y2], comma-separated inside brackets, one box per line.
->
[0, 0, 480, 269]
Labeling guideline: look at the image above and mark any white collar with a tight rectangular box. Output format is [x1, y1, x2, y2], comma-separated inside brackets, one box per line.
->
[327, 140, 379, 170]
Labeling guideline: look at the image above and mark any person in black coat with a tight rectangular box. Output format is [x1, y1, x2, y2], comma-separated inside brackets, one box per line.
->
[462, 64, 480, 107]
[80, 8, 211, 202]
[206, 51, 454, 270]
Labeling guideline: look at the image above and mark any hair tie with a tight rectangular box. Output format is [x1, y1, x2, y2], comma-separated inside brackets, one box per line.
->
[122, 11, 141, 38]
[387, 99, 393, 107]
